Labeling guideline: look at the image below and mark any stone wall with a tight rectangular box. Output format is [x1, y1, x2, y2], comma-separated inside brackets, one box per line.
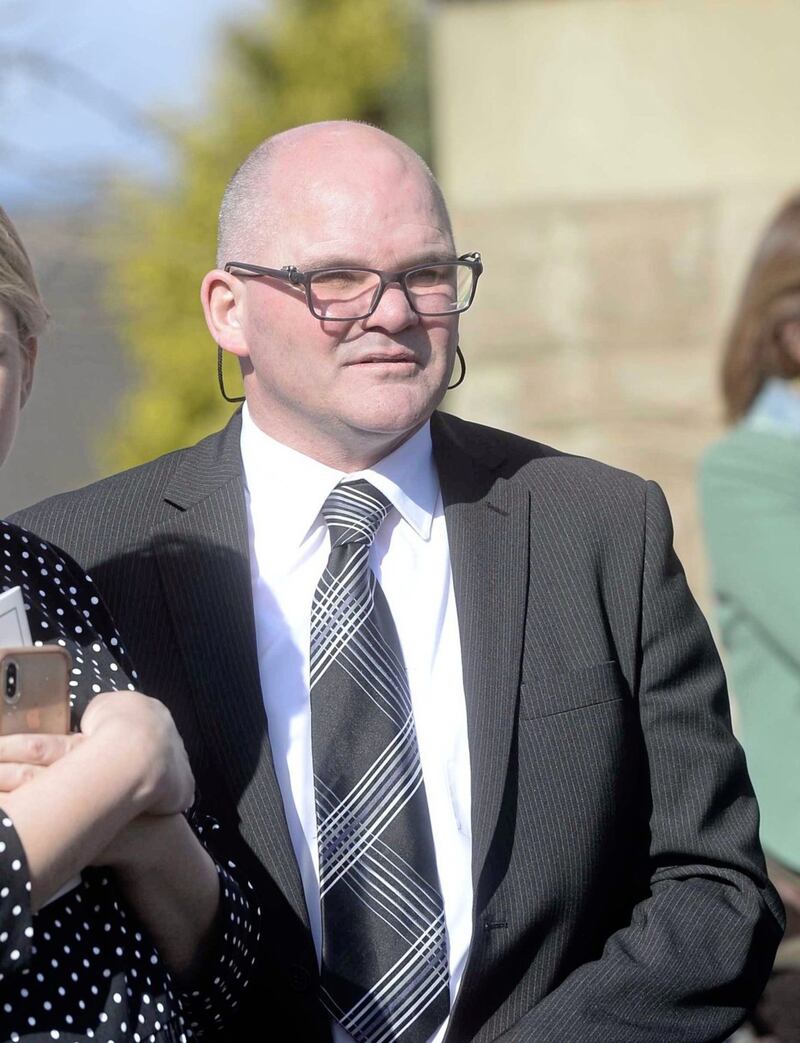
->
[433, 0, 800, 608]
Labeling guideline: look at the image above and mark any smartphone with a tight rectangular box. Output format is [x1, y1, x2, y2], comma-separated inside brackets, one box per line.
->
[0, 646, 71, 735]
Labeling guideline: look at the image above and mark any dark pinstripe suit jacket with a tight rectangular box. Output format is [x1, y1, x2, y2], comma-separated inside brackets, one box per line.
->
[10, 410, 783, 1042]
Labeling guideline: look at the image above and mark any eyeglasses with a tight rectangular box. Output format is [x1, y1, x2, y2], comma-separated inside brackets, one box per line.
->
[223, 252, 483, 321]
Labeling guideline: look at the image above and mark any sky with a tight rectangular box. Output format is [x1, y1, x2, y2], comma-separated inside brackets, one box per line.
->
[0, 0, 265, 207]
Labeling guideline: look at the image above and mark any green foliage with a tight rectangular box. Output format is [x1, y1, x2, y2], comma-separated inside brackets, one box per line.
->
[102, 0, 431, 471]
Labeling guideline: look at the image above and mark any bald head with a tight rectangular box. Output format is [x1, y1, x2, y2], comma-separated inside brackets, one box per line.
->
[216, 121, 453, 267]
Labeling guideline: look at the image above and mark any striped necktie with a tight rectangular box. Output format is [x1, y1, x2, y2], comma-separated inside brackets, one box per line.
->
[310, 479, 449, 1043]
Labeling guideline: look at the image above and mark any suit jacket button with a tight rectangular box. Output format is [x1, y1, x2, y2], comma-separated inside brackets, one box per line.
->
[288, 965, 313, 993]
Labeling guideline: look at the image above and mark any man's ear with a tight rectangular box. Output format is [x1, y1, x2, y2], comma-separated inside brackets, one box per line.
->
[19, 336, 37, 407]
[200, 269, 250, 358]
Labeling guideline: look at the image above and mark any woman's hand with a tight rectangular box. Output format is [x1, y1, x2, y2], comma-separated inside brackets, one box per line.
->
[0, 692, 194, 817]
[0, 731, 84, 793]
[80, 691, 195, 815]
[0, 691, 195, 911]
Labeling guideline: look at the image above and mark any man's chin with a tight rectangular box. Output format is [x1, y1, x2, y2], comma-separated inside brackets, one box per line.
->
[337, 409, 436, 464]
[345, 395, 444, 442]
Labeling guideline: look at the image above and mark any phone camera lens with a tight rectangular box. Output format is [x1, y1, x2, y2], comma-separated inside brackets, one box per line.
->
[3, 661, 19, 705]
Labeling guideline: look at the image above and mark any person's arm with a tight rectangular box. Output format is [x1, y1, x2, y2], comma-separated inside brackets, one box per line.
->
[73, 644, 260, 1013]
[0, 528, 223, 974]
[0, 704, 259, 1030]
[99, 806, 263, 1036]
[495, 481, 784, 1043]
[0, 690, 194, 911]
[0, 528, 260, 1024]
[91, 811, 221, 978]
[0, 700, 259, 1029]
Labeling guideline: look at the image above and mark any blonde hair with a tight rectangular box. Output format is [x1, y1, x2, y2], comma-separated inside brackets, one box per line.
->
[0, 206, 48, 342]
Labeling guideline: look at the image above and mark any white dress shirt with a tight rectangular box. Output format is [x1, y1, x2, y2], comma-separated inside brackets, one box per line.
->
[240, 405, 473, 1043]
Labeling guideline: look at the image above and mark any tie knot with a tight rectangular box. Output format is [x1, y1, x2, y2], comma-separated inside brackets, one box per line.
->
[322, 480, 392, 548]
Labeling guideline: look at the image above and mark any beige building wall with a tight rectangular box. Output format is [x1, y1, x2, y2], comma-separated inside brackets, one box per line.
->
[432, 0, 800, 608]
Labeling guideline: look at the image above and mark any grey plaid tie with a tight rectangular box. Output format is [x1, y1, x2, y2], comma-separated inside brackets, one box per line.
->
[310, 479, 449, 1043]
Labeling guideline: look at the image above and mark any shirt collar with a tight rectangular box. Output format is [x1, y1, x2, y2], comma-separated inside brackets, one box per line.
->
[361, 424, 438, 541]
[745, 377, 800, 440]
[240, 405, 439, 547]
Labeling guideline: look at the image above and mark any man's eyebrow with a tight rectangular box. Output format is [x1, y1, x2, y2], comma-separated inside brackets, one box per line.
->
[294, 251, 458, 272]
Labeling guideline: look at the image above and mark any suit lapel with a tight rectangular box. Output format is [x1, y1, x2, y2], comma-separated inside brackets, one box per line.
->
[432, 413, 530, 893]
[153, 413, 310, 929]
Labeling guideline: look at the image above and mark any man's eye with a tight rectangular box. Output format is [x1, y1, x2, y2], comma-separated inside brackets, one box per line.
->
[408, 265, 454, 288]
[312, 270, 366, 290]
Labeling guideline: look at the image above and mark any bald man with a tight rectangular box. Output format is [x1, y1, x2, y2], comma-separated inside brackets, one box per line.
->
[13, 122, 782, 1043]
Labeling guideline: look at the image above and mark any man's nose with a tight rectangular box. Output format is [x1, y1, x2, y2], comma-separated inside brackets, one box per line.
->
[362, 280, 419, 333]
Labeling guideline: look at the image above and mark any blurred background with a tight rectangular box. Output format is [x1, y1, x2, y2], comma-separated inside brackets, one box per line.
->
[3, 0, 800, 611]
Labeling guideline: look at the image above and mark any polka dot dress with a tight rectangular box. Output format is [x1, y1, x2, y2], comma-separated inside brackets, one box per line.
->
[1, 522, 261, 1042]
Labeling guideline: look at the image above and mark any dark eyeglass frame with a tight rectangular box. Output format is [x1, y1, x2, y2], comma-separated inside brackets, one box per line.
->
[223, 252, 483, 320]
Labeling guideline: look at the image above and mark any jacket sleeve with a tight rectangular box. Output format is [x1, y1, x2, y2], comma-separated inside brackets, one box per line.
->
[495, 481, 784, 1043]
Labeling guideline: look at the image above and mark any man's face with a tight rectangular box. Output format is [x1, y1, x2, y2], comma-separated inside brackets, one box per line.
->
[0, 302, 32, 468]
[224, 137, 459, 466]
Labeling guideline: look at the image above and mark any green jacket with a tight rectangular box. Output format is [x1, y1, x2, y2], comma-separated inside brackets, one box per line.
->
[700, 421, 800, 871]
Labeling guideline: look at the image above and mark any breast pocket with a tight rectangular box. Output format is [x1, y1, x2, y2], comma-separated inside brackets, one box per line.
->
[519, 660, 628, 720]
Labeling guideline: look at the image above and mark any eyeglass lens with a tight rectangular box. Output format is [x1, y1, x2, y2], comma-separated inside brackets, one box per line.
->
[308, 262, 475, 319]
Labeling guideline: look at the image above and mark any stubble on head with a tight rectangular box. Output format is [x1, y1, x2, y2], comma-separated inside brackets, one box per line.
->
[216, 121, 453, 268]
[212, 121, 459, 471]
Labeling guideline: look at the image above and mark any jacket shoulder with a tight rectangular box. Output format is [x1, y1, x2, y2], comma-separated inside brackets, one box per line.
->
[11, 444, 183, 530]
[434, 411, 650, 501]
[8, 419, 238, 550]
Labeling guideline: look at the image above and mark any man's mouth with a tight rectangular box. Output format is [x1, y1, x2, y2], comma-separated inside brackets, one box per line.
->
[351, 352, 417, 365]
